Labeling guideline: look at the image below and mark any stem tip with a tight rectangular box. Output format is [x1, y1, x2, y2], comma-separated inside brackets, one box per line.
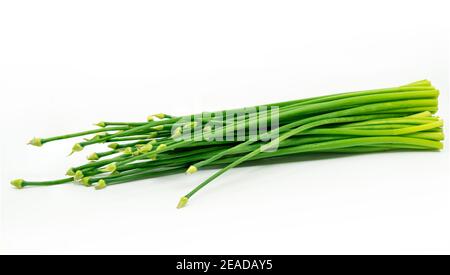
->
[66, 168, 75, 176]
[28, 137, 43, 147]
[11, 179, 24, 189]
[96, 121, 107, 127]
[152, 125, 164, 131]
[171, 127, 182, 139]
[156, 144, 167, 152]
[88, 153, 100, 161]
[186, 166, 198, 175]
[70, 143, 84, 155]
[122, 147, 133, 155]
[177, 196, 189, 209]
[154, 113, 166, 119]
[74, 171, 85, 181]
[108, 143, 119, 149]
[101, 163, 117, 173]
[81, 177, 92, 187]
[95, 180, 107, 190]
[138, 143, 153, 154]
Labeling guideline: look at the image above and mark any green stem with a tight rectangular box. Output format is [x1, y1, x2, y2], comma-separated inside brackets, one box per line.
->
[19, 178, 73, 188]
[183, 136, 443, 200]
[38, 126, 132, 145]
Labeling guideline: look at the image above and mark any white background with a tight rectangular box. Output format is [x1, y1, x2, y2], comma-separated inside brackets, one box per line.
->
[0, 0, 449, 255]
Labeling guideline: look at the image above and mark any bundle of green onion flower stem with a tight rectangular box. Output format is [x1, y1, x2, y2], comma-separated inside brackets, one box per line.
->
[11, 80, 444, 209]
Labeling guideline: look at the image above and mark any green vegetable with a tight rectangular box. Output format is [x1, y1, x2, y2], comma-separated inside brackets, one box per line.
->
[11, 80, 444, 209]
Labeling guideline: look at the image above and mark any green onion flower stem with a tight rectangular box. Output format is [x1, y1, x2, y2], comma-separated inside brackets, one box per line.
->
[11, 80, 444, 209]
